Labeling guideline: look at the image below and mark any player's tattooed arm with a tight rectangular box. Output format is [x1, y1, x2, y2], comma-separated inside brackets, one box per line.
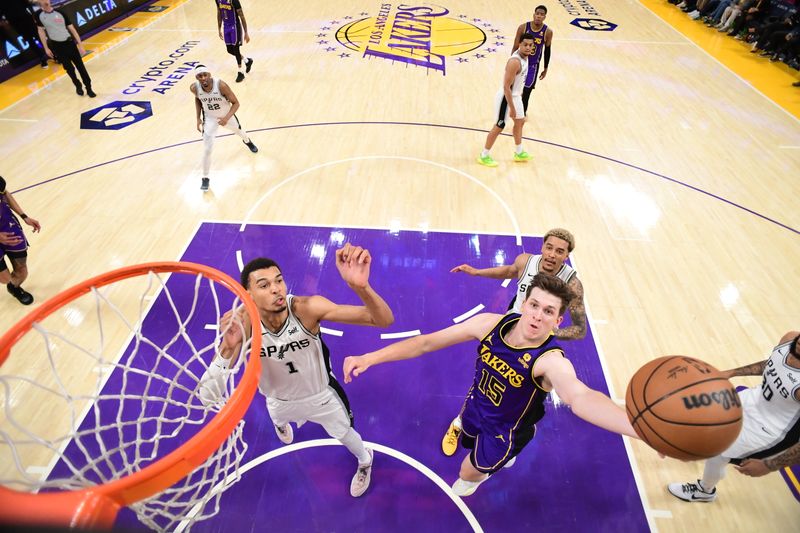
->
[721, 360, 767, 378]
[764, 442, 800, 471]
[553, 276, 587, 340]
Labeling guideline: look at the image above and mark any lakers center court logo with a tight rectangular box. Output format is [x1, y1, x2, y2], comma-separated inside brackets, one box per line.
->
[80, 101, 153, 130]
[317, 4, 503, 75]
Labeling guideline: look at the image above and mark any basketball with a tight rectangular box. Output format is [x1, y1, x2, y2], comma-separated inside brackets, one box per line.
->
[625, 356, 743, 461]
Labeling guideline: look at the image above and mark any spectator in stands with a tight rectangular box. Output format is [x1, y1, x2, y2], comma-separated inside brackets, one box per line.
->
[0, 0, 48, 68]
[749, 9, 799, 58]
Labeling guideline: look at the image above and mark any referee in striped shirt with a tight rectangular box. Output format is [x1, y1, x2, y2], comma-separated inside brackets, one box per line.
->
[35, 0, 95, 97]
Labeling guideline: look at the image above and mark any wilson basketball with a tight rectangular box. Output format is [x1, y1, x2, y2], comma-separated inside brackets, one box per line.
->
[625, 356, 743, 460]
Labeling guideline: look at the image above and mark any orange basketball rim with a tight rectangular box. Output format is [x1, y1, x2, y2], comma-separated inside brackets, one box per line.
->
[0, 262, 261, 530]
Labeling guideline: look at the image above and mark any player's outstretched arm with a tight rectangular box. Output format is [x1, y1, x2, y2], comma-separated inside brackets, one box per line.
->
[723, 330, 799, 378]
[538, 352, 638, 439]
[313, 242, 394, 327]
[450, 253, 529, 280]
[343, 313, 499, 383]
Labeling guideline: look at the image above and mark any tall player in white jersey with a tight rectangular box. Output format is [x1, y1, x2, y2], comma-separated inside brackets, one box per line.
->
[443, 228, 587, 456]
[212, 243, 394, 497]
[476, 33, 535, 168]
[189, 64, 258, 191]
[668, 331, 800, 503]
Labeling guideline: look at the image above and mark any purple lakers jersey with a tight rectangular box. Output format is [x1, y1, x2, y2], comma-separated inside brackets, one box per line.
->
[216, 0, 242, 46]
[0, 176, 28, 253]
[471, 313, 563, 428]
[523, 22, 548, 87]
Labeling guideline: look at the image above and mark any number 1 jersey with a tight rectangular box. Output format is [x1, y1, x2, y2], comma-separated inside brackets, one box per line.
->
[258, 295, 335, 401]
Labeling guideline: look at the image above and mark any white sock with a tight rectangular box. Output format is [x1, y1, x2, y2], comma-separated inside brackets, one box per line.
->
[339, 428, 372, 465]
[515, 144, 523, 154]
[481, 149, 490, 158]
[452, 416, 462, 429]
[700, 455, 728, 491]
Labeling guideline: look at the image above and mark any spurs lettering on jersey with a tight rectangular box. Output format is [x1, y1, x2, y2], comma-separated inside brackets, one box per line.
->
[762, 354, 800, 402]
[258, 295, 334, 400]
[194, 78, 231, 118]
[260, 338, 310, 365]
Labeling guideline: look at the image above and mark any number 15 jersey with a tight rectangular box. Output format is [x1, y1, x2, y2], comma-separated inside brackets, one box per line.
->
[258, 295, 335, 401]
[471, 313, 564, 428]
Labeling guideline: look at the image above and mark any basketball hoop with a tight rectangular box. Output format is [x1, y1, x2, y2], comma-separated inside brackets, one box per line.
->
[0, 262, 261, 531]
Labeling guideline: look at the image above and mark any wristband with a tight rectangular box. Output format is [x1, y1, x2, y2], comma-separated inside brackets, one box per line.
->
[20, 213, 28, 219]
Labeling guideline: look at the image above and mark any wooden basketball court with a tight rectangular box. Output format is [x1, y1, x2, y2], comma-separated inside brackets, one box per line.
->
[1, 0, 798, 531]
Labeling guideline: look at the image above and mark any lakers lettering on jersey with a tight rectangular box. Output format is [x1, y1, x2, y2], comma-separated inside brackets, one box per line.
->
[471, 314, 563, 425]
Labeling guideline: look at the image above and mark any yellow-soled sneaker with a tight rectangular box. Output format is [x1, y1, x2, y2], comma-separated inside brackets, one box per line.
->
[441, 419, 462, 457]
[513, 151, 532, 162]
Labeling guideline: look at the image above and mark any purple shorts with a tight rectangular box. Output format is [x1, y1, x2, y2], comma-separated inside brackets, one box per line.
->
[460, 395, 537, 474]
[0, 215, 28, 259]
[223, 23, 242, 46]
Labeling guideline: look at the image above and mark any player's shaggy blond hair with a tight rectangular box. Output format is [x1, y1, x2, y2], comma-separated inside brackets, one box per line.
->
[543, 228, 575, 253]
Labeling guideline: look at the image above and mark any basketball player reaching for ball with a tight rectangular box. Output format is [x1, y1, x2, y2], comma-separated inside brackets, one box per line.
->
[477, 33, 535, 167]
[206, 243, 394, 497]
[668, 331, 800, 502]
[343, 273, 637, 497]
[512, 5, 553, 115]
[190, 64, 258, 191]
[216, 0, 254, 82]
[442, 228, 588, 456]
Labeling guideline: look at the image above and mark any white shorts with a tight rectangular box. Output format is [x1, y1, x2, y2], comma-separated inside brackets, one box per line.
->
[202, 114, 243, 139]
[721, 388, 790, 460]
[266, 387, 353, 440]
[493, 90, 524, 127]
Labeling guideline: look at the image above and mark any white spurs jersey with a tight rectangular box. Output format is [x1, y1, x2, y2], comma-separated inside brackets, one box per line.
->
[505, 51, 529, 97]
[194, 78, 231, 119]
[511, 254, 576, 313]
[258, 295, 334, 401]
[743, 339, 800, 436]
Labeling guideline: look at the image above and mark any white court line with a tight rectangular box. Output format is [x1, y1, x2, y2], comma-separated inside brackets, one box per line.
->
[452, 304, 484, 323]
[204, 324, 218, 331]
[208, 218, 525, 240]
[380, 330, 421, 340]
[320, 327, 343, 337]
[573, 256, 659, 533]
[0, 118, 38, 123]
[25, 466, 48, 475]
[237, 156, 523, 247]
[500, 278, 512, 288]
[778, 145, 800, 149]
[236, 250, 244, 272]
[174, 439, 484, 533]
[649, 509, 673, 519]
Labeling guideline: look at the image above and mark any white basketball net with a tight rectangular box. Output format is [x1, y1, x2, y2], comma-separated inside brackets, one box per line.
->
[0, 269, 254, 532]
